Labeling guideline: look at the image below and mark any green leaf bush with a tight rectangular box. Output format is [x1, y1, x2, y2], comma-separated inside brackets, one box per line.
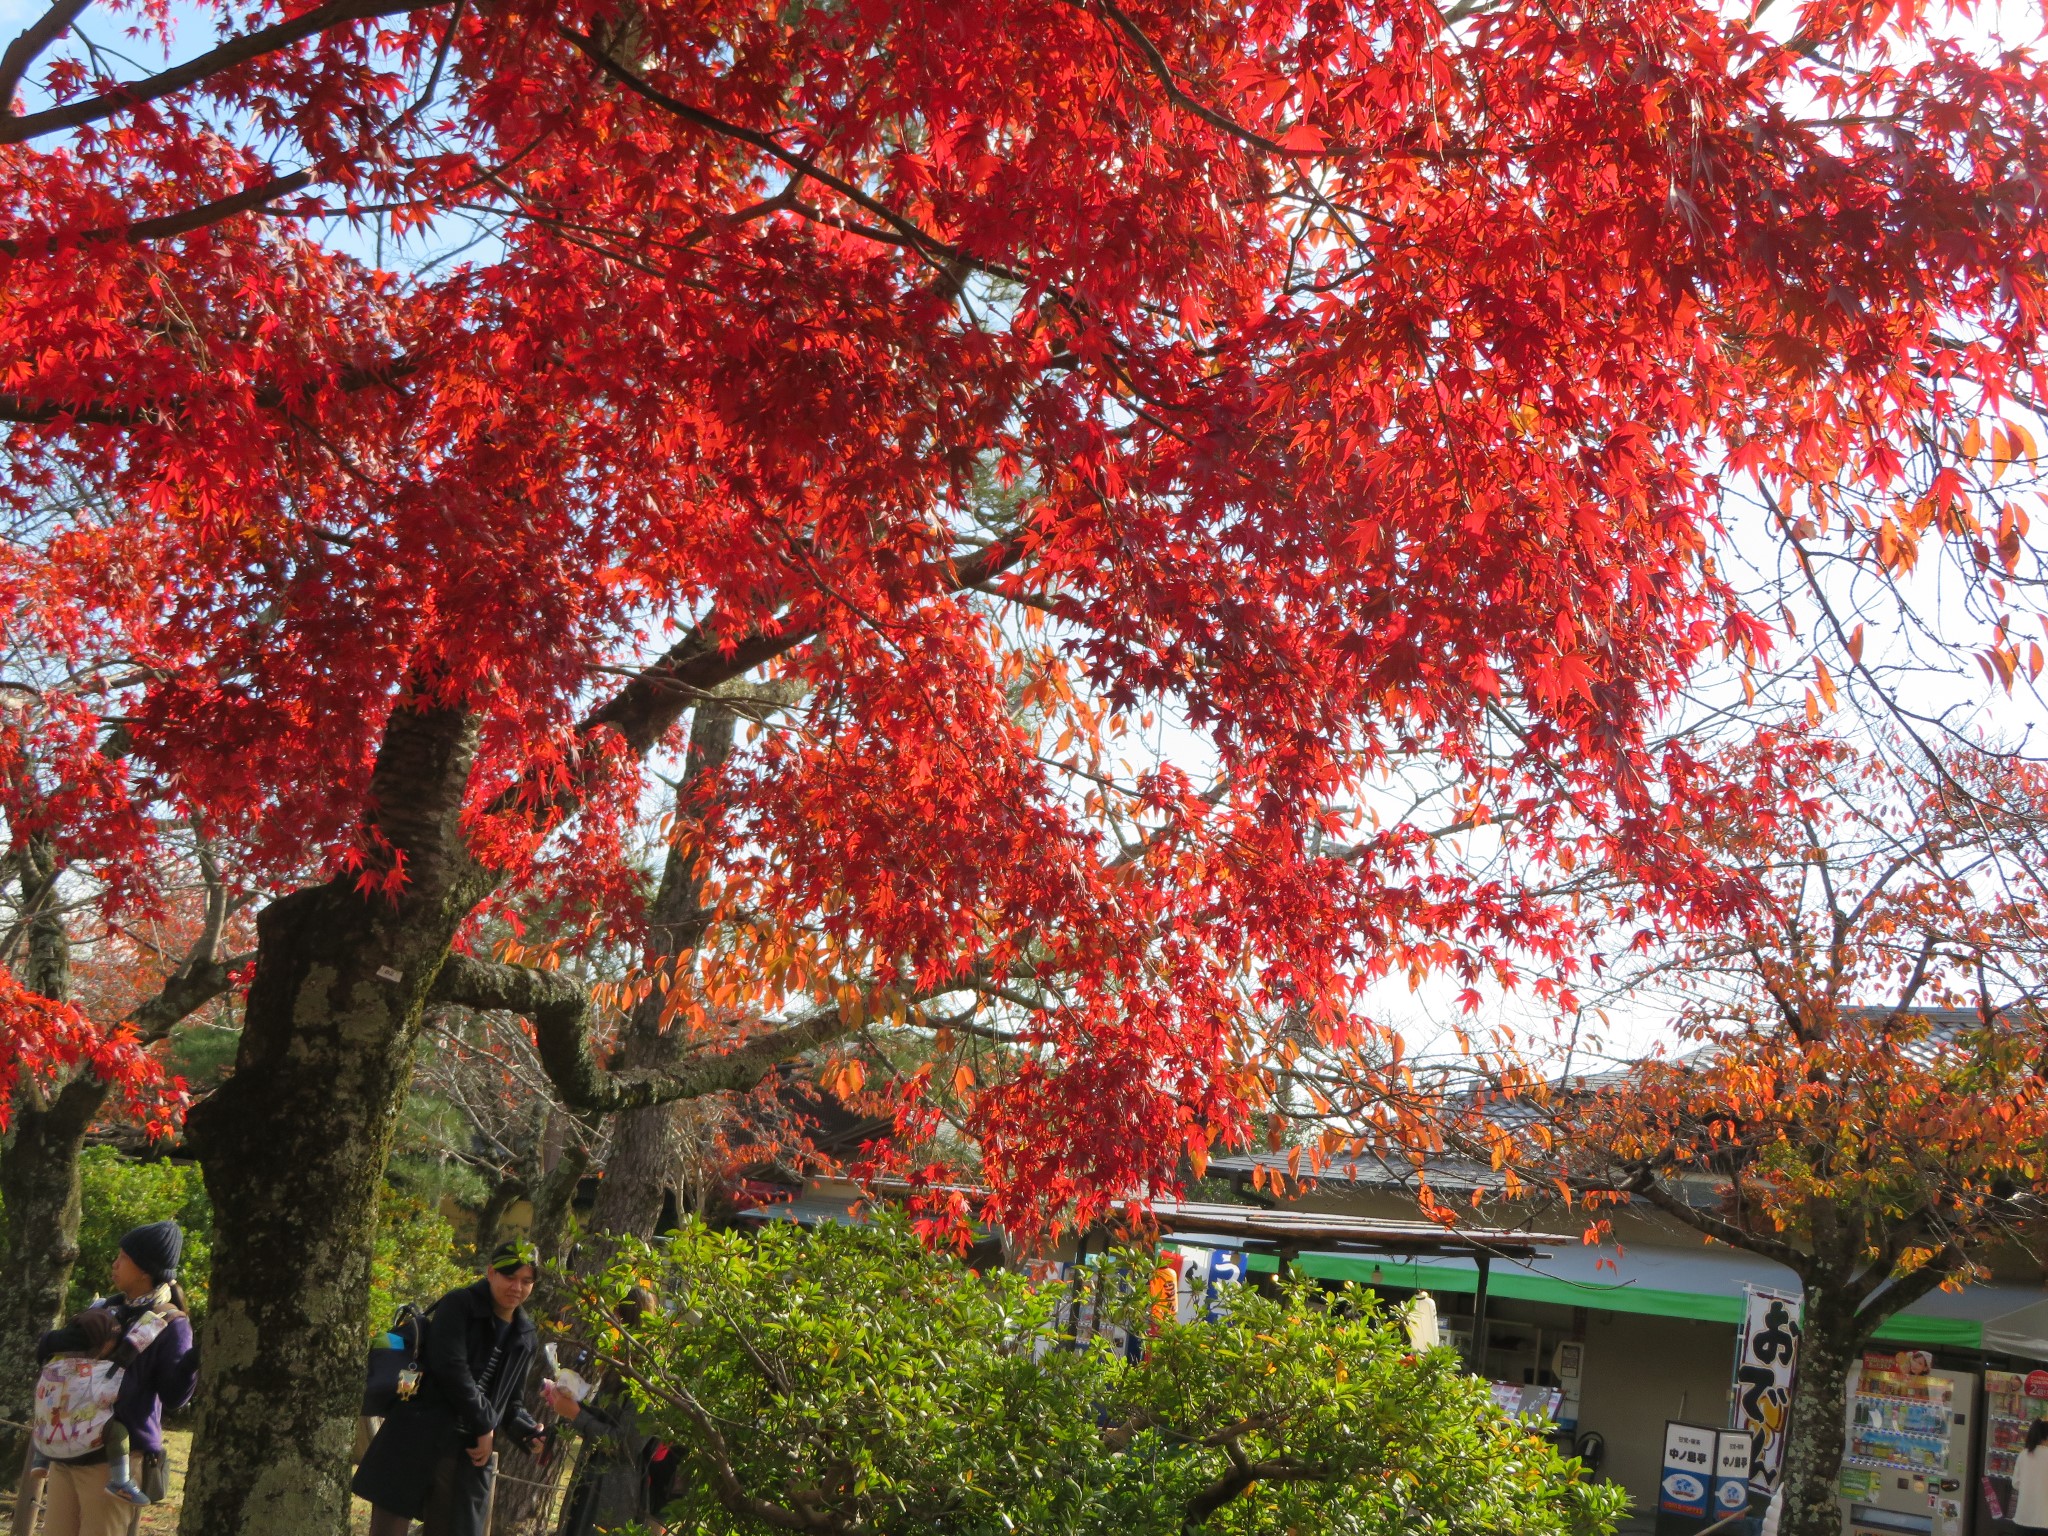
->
[570, 1217, 1626, 1536]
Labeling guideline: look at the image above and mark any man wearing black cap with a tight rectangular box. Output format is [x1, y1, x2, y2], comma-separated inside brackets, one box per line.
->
[34, 1221, 201, 1536]
[354, 1240, 545, 1536]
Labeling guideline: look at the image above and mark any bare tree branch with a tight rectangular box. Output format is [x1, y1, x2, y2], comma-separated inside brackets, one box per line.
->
[0, 0, 439, 144]
[0, 0, 90, 113]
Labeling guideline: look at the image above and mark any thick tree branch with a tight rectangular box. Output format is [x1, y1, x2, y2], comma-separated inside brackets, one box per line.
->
[0, 170, 317, 255]
[578, 532, 1031, 761]
[121, 842, 244, 1041]
[1852, 1247, 1966, 1332]
[116, 170, 317, 242]
[1182, 1435, 1330, 1529]
[0, 356, 418, 429]
[0, 394, 143, 426]
[430, 954, 858, 1113]
[1623, 1167, 1815, 1277]
[126, 952, 240, 1042]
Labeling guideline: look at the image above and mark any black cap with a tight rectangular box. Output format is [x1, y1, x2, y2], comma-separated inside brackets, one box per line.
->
[488, 1239, 539, 1275]
[119, 1220, 184, 1284]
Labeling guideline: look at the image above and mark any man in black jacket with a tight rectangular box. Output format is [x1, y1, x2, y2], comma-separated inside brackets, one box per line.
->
[353, 1242, 545, 1536]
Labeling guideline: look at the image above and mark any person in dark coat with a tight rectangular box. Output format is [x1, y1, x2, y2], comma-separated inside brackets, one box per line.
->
[353, 1242, 544, 1536]
[544, 1288, 665, 1536]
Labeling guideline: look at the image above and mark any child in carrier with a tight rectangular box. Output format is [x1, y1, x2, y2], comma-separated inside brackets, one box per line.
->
[32, 1304, 167, 1505]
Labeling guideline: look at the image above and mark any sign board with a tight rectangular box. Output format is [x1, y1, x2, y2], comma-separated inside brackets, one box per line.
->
[2026, 1369, 2048, 1399]
[1714, 1431, 1754, 1519]
[1732, 1288, 1802, 1496]
[1659, 1422, 1717, 1523]
[1203, 1251, 1246, 1322]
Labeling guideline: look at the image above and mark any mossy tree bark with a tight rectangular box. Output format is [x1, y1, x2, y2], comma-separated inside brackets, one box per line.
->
[0, 1075, 101, 1487]
[1776, 1267, 1958, 1536]
[0, 836, 84, 1488]
[167, 590, 968, 1534]
[1776, 1287, 1858, 1536]
[470, 1172, 528, 1266]
[178, 701, 495, 1536]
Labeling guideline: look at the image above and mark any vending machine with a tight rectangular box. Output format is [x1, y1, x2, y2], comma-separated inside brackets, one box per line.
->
[1838, 1354, 1977, 1536]
[1979, 1369, 2048, 1526]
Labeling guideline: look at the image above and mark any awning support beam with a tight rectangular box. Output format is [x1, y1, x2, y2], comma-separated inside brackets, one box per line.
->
[1470, 1253, 1492, 1373]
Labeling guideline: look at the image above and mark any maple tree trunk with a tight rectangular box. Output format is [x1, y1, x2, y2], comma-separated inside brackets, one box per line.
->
[589, 695, 734, 1252]
[179, 702, 491, 1536]
[1778, 1292, 1858, 1536]
[588, 1093, 680, 1243]
[472, 1172, 527, 1263]
[0, 836, 103, 1489]
[0, 1077, 105, 1488]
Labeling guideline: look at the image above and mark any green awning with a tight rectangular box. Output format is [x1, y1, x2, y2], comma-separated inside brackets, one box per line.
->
[1253, 1250, 1748, 1323]
[1232, 1246, 2032, 1350]
[1873, 1314, 1983, 1348]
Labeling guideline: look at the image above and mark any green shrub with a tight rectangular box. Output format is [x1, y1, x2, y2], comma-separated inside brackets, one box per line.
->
[70, 1146, 213, 1316]
[572, 1218, 1627, 1536]
[367, 1184, 470, 1338]
[61, 1145, 465, 1339]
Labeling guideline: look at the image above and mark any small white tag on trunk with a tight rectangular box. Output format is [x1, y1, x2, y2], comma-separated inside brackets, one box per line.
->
[375, 965, 403, 983]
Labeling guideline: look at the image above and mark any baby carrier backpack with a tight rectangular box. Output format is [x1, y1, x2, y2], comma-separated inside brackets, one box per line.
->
[30, 1306, 168, 1458]
[31, 1357, 122, 1459]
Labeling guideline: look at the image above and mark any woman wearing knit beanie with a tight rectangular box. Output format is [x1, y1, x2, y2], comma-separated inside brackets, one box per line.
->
[33, 1220, 202, 1536]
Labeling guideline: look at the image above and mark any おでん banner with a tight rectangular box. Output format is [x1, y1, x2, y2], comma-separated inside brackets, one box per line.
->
[1732, 1287, 1802, 1496]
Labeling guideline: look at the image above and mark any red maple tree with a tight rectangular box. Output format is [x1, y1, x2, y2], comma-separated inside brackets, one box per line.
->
[4, 0, 2045, 1525]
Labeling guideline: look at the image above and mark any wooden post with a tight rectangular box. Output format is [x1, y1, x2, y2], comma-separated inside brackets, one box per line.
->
[10, 1444, 43, 1536]
[483, 1451, 501, 1533]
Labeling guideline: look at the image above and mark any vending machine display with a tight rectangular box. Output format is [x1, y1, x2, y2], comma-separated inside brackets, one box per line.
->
[1982, 1371, 2024, 1518]
[1838, 1355, 1976, 1536]
[1979, 1370, 2048, 1523]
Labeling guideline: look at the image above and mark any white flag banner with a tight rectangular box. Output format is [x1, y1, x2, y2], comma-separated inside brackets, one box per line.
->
[1731, 1287, 1802, 1496]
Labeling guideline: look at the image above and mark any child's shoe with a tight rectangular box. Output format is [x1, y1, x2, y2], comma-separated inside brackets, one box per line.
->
[107, 1476, 150, 1505]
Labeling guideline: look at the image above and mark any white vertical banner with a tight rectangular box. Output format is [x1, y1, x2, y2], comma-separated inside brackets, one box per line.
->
[1731, 1287, 1803, 1496]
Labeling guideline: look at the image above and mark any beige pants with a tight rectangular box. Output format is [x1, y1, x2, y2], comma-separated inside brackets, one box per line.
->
[37, 1464, 131, 1536]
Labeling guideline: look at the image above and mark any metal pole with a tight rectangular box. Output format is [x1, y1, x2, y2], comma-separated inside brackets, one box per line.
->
[1470, 1254, 1492, 1374]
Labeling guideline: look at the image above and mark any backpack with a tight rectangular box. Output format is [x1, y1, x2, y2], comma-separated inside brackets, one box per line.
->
[31, 1357, 123, 1458]
[30, 1306, 170, 1458]
[362, 1301, 431, 1417]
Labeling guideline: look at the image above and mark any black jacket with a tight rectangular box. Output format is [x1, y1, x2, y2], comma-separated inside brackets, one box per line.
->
[557, 1372, 657, 1536]
[352, 1280, 540, 1519]
[422, 1279, 541, 1442]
